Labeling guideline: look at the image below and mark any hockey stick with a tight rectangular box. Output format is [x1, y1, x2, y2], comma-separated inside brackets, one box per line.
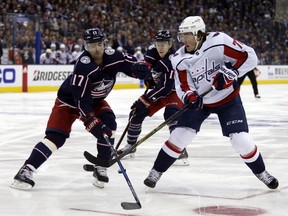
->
[115, 87, 148, 150]
[84, 86, 215, 168]
[83, 113, 135, 172]
[83, 116, 134, 172]
[83, 89, 148, 172]
[103, 134, 141, 210]
[115, 111, 135, 150]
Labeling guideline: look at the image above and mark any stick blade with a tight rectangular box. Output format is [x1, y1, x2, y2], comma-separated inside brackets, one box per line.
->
[121, 202, 141, 210]
[83, 151, 110, 167]
[83, 164, 94, 172]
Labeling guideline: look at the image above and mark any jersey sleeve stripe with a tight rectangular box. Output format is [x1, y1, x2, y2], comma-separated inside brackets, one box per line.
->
[178, 70, 191, 92]
[223, 45, 248, 69]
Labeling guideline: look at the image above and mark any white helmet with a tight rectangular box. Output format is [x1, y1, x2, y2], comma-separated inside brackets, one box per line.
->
[45, 48, 52, 54]
[178, 16, 206, 35]
[60, 44, 65, 49]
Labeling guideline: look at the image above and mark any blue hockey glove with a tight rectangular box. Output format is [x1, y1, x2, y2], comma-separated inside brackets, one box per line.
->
[144, 77, 156, 89]
[222, 62, 239, 80]
[131, 95, 150, 115]
[184, 91, 203, 110]
[84, 113, 112, 138]
[213, 72, 235, 90]
[131, 62, 150, 80]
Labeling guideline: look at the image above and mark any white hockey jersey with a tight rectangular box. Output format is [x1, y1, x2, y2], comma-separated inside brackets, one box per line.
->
[172, 32, 257, 105]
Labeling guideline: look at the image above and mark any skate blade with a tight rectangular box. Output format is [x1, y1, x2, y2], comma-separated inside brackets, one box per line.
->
[93, 180, 105, 188]
[10, 180, 33, 190]
[173, 159, 189, 166]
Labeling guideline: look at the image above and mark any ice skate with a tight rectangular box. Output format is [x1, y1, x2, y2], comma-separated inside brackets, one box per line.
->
[173, 148, 189, 166]
[144, 169, 162, 188]
[117, 144, 136, 160]
[255, 170, 278, 189]
[255, 94, 261, 98]
[93, 166, 109, 188]
[10, 164, 36, 190]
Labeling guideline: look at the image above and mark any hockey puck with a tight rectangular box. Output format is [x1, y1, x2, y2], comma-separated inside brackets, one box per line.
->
[118, 168, 126, 174]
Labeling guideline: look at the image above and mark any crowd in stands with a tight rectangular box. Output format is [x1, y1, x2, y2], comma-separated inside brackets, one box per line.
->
[0, 0, 287, 65]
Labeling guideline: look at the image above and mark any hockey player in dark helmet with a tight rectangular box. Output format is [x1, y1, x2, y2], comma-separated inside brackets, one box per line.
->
[153, 30, 173, 58]
[83, 28, 106, 61]
[11, 27, 150, 190]
[154, 29, 172, 41]
[118, 29, 189, 165]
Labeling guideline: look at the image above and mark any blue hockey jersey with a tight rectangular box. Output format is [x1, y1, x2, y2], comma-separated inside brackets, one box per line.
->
[57, 48, 139, 116]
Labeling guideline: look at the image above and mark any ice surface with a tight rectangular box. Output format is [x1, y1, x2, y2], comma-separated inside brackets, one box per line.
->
[0, 84, 287, 216]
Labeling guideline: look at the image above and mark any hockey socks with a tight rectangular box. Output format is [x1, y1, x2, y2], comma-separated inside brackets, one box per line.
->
[26, 141, 53, 169]
[153, 149, 177, 173]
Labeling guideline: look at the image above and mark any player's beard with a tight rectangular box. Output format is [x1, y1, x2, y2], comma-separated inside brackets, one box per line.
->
[91, 50, 104, 64]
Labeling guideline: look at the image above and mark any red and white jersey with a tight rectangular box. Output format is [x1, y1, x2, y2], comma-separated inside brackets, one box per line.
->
[40, 53, 55, 64]
[172, 32, 257, 105]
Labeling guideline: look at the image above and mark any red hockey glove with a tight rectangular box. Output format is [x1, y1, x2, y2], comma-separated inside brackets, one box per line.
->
[184, 91, 203, 110]
[84, 113, 112, 138]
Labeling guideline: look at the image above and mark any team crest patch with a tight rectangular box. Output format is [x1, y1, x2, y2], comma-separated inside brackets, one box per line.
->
[105, 48, 115, 55]
[80, 56, 91, 64]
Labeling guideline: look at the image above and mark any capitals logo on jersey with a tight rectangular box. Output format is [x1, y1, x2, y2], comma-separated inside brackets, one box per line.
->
[190, 58, 221, 84]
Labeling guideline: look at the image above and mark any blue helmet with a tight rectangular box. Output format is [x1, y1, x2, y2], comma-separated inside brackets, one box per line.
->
[83, 28, 105, 43]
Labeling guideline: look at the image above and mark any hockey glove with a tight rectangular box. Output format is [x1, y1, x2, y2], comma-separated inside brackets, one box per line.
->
[131, 95, 150, 115]
[131, 62, 150, 80]
[184, 91, 203, 110]
[221, 62, 239, 80]
[144, 77, 156, 89]
[213, 72, 235, 90]
[84, 113, 112, 138]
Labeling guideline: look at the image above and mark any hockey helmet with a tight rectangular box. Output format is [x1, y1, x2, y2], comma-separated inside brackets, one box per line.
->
[154, 30, 172, 42]
[45, 48, 52, 54]
[83, 28, 105, 43]
[178, 16, 206, 35]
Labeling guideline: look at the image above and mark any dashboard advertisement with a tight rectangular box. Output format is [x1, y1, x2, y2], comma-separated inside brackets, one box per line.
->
[0, 65, 287, 93]
[0, 65, 22, 92]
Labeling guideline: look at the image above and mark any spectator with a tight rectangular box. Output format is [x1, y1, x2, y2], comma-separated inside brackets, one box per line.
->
[21, 46, 34, 64]
[54, 44, 70, 64]
[50, 43, 57, 59]
[133, 46, 144, 62]
[0, 0, 287, 65]
[69, 44, 82, 64]
[40, 48, 55, 64]
[125, 39, 135, 55]
[116, 46, 124, 53]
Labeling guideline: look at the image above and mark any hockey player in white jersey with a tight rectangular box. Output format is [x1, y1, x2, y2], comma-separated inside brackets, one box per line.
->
[144, 16, 279, 190]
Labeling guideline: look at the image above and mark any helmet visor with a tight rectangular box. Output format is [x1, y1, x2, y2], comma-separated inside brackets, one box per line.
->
[177, 33, 194, 42]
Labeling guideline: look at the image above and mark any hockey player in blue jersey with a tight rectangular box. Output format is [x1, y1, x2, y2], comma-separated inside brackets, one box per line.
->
[118, 30, 189, 165]
[143, 16, 278, 190]
[11, 28, 150, 190]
